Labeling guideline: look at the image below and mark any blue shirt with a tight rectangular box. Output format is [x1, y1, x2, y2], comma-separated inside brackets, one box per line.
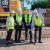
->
[31, 13, 44, 28]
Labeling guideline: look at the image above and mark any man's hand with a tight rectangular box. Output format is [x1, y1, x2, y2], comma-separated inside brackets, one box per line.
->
[19, 23, 21, 26]
[6, 26, 9, 31]
[23, 25, 24, 27]
[42, 24, 45, 26]
[26, 24, 28, 26]
[28, 24, 30, 25]
[7, 28, 9, 31]
[26, 24, 30, 26]
[32, 28, 35, 31]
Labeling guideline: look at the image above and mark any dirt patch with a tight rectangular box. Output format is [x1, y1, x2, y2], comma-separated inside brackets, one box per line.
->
[0, 27, 50, 44]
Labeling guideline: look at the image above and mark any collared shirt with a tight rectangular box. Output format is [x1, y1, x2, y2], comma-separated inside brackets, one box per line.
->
[6, 17, 14, 27]
[31, 13, 44, 28]
[14, 13, 23, 25]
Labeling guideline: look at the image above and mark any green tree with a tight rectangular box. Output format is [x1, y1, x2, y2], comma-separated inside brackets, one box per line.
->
[19, 0, 30, 13]
[31, 0, 50, 10]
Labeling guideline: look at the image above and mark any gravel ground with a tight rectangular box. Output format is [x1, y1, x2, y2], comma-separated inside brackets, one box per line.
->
[0, 27, 50, 40]
[0, 38, 50, 50]
[0, 27, 50, 50]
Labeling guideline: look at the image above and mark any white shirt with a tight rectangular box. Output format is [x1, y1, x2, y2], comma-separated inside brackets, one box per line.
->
[31, 13, 44, 28]
[6, 17, 14, 27]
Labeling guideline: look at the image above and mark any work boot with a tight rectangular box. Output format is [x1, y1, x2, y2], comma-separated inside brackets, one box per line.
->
[30, 40, 33, 43]
[38, 41, 42, 43]
[15, 40, 19, 43]
[18, 40, 21, 43]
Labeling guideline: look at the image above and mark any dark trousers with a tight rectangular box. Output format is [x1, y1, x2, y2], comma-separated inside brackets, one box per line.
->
[34, 25, 42, 43]
[6, 29, 13, 41]
[15, 25, 22, 42]
[25, 25, 32, 41]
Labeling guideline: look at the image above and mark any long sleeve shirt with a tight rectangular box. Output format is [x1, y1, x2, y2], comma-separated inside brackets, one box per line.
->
[31, 13, 44, 28]
[6, 17, 14, 27]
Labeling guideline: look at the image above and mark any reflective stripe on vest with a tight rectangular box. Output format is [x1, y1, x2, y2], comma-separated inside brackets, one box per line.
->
[34, 15, 42, 26]
[8, 16, 14, 29]
[14, 13, 22, 25]
[25, 13, 32, 24]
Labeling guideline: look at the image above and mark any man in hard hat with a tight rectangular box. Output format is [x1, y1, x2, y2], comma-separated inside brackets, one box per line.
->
[6, 10, 15, 45]
[14, 8, 23, 43]
[32, 9, 44, 45]
[23, 7, 33, 43]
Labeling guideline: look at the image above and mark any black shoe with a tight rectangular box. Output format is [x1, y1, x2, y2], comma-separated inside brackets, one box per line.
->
[6, 43, 8, 45]
[34, 42, 37, 45]
[6, 42, 13, 45]
[18, 40, 21, 43]
[34, 42, 36, 45]
[6, 41, 9, 45]
[15, 41, 18, 43]
[38, 41, 42, 43]
[9, 42, 13, 44]
[30, 41, 33, 43]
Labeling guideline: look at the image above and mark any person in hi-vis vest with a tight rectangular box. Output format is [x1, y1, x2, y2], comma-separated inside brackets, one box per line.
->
[6, 10, 15, 45]
[14, 8, 23, 43]
[23, 7, 33, 43]
[32, 9, 44, 45]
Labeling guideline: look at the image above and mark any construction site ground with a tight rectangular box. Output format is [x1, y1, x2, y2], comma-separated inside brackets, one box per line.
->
[0, 27, 50, 50]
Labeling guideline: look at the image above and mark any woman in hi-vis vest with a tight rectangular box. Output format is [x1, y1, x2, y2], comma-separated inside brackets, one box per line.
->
[6, 10, 15, 45]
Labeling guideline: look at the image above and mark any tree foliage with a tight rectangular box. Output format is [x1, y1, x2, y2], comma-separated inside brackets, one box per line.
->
[31, 0, 50, 10]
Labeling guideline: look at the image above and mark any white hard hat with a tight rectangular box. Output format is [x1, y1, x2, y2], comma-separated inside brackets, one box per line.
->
[26, 7, 30, 10]
[17, 8, 21, 11]
[33, 9, 38, 13]
[10, 10, 15, 13]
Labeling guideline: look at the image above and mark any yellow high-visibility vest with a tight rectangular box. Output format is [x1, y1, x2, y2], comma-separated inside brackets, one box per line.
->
[25, 13, 32, 24]
[14, 13, 22, 25]
[34, 15, 42, 26]
[8, 16, 14, 29]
